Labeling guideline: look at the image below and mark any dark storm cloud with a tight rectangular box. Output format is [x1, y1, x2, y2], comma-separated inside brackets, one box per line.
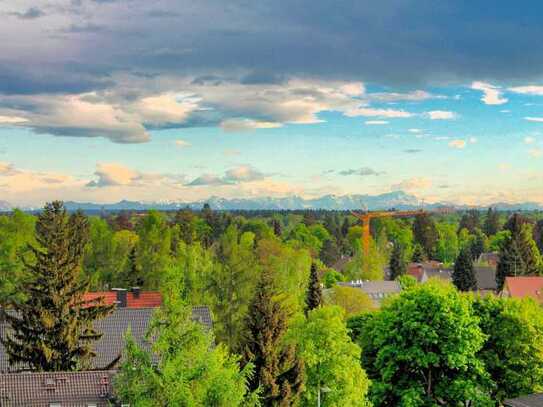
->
[3, 0, 543, 97]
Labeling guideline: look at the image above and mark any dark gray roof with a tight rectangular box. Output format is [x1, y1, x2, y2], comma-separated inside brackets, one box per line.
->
[424, 268, 453, 281]
[474, 266, 497, 290]
[0, 306, 213, 373]
[0, 370, 116, 406]
[504, 393, 543, 407]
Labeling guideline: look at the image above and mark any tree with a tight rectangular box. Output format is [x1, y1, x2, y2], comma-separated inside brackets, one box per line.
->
[322, 269, 344, 288]
[496, 237, 524, 290]
[535, 219, 543, 254]
[483, 207, 500, 236]
[115, 265, 255, 406]
[389, 242, 407, 280]
[305, 263, 322, 313]
[435, 222, 459, 264]
[452, 245, 477, 291]
[411, 243, 426, 263]
[458, 209, 481, 234]
[271, 218, 283, 237]
[243, 270, 304, 406]
[412, 213, 439, 259]
[354, 281, 491, 406]
[326, 286, 374, 317]
[1, 201, 113, 371]
[471, 229, 488, 261]
[319, 238, 340, 267]
[287, 306, 370, 406]
[473, 295, 543, 403]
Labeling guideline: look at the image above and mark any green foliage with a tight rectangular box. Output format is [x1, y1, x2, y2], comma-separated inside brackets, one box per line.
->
[344, 238, 386, 281]
[412, 213, 439, 260]
[243, 269, 304, 406]
[322, 269, 344, 288]
[458, 209, 481, 234]
[411, 243, 426, 263]
[483, 207, 501, 236]
[435, 222, 459, 263]
[397, 274, 417, 289]
[115, 266, 255, 406]
[488, 230, 509, 252]
[319, 238, 341, 267]
[472, 295, 543, 403]
[356, 281, 491, 406]
[1, 201, 113, 371]
[452, 246, 477, 291]
[325, 285, 375, 317]
[389, 242, 407, 280]
[287, 306, 370, 406]
[173, 241, 214, 305]
[305, 263, 322, 313]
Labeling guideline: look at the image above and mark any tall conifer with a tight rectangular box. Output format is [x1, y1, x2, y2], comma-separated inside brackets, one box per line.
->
[453, 246, 477, 291]
[305, 263, 322, 313]
[1, 201, 113, 371]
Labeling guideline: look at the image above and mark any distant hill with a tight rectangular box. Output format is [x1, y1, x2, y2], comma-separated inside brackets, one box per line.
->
[3, 191, 542, 212]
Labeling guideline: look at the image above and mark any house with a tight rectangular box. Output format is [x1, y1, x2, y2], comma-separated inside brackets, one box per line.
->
[478, 252, 499, 268]
[83, 287, 162, 308]
[504, 393, 543, 407]
[407, 262, 452, 283]
[337, 280, 401, 305]
[0, 305, 213, 373]
[0, 370, 117, 406]
[474, 266, 497, 293]
[500, 276, 543, 303]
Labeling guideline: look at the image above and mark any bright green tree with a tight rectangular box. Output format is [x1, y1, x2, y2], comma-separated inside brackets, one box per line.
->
[115, 265, 256, 406]
[435, 222, 459, 264]
[452, 245, 477, 291]
[287, 306, 370, 406]
[325, 286, 374, 317]
[473, 295, 543, 404]
[355, 281, 491, 406]
[1, 201, 113, 371]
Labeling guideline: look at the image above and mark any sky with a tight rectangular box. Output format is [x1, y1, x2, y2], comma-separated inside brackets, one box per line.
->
[0, 1, 543, 206]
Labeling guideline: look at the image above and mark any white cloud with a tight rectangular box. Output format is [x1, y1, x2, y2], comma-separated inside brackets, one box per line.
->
[524, 136, 536, 144]
[367, 90, 444, 102]
[392, 177, 432, 191]
[346, 107, 413, 118]
[187, 165, 266, 186]
[509, 85, 543, 96]
[529, 148, 543, 158]
[220, 118, 282, 132]
[448, 139, 466, 149]
[525, 117, 543, 122]
[0, 115, 27, 124]
[425, 110, 457, 120]
[364, 120, 388, 125]
[469, 137, 477, 144]
[500, 109, 511, 113]
[175, 139, 191, 147]
[408, 128, 422, 133]
[471, 81, 508, 105]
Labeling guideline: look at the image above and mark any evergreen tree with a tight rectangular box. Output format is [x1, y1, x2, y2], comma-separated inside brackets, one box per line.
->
[458, 209, 481, 234]
[389, 242, 407, 280]
[496, 238, 525, 290]
[271, 218, 283, 237]
[1, 201, 113, 371]
[453, 246, 477, 291]
[411, 243, 426, 263]
[305, 263, 323, 313]
[412, 213, 438, 259]
[483, 207, 500, 236]
[341, 217, 350, 238]
[319, 238, 340, 267]
[243, 270, 304, 406]
[535, 219, 543, 254]
[470, 229, 487, 261]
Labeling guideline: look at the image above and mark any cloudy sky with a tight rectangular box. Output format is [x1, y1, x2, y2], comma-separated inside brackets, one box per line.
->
[1, 0, 543, 206]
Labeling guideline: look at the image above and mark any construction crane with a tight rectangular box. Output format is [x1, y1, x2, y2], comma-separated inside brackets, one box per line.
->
[350, 210, 425, 261]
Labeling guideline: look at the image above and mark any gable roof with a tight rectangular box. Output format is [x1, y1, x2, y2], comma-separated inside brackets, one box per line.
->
[503, 277, 543, 303]
[83, 290, 162, 308]
[504, 393, 543, 407]
[0, 370, 116, 406]
[0, 306, 213, 373]
[474, 266, 497, 290]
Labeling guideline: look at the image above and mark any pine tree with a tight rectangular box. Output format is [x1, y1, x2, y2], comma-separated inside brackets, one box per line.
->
[243, 270, 304, 406]
[411, 243, 426, 263]
[483, 207, 500, 236]
[389, 242, 407, 280]
[452, 246, 477, 291]
[1, 201, 113, 371]
[305, 263, 323, 313]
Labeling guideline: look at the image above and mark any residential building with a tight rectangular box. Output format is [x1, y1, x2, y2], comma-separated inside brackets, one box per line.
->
[504, 393, 543, 407]
[83, 287, 162, 308]
[337, 280, 401, 305]
[474, 266, 497, 294]
[500, 276, 543, 304]
[407, 262, 452, 283]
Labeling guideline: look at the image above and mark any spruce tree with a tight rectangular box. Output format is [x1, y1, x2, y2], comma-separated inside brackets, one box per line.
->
[1, 201, 113, 371]
[305, 263, 323, 313]
[243, 270, 304, 406]
[389, 242, 407, 280]
[496, 238, 525, 290]
[411, 244, 426, 263]
[452, 246, 477, 291]
[535, 219, 543, 254]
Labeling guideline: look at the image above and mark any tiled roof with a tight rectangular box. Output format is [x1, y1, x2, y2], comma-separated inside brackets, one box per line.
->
[0, 306, 213, 373]
[504, 393, 543, 406]
[503, 276, 543, 303]
[0, 370, 116, 406]
[474, 266, 497, 290]
[83, 290, 162, 308]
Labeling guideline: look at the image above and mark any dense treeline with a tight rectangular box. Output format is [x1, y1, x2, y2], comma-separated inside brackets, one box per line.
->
[1, 203, 543, 405]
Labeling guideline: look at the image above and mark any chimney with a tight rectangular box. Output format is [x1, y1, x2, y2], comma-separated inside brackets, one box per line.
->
[131, 287, 141, 299]
[112, 288, 127, 307]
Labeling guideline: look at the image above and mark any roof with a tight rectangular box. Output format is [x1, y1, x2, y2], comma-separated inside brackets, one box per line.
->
[84, 290, 162, 308]
[0, 306, 213, 373]
[504, 393, 543, 407]
[474, 266, 497, 290]
[478, 252, 499, 266]
[503, 277, 543, 303]
[0, 370, 116, 406]
[337, 280, 401, 303]
[424, 268, 452, 281]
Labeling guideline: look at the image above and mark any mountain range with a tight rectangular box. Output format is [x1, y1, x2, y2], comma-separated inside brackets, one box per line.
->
[4, 191, 542, 212]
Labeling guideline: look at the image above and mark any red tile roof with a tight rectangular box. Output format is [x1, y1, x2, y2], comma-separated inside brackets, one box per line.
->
[503, 276, 543, 303]
[83, 291, 162, 308]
